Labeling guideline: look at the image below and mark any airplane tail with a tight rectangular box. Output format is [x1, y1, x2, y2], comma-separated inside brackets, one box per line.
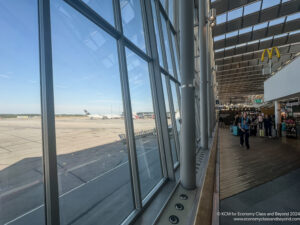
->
[84, 109, 90, 115]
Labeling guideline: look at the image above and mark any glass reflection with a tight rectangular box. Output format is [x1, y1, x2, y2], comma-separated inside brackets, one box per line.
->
[161, 75, 178, 164]
[82, 0, 115, 26]
[160, 14, 174, 75]
[125, 48, 163, 199]
[51, 1, 134, 224]
[0, 1, 45, 224]
[120, 0, 146, 51]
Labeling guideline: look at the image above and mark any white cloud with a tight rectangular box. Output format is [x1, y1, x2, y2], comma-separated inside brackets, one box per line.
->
[0, 74, 10, 79]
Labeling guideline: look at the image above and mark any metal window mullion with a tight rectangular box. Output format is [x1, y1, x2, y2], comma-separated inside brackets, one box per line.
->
[155, 0, 169, 72]
[167, 22, 179, 81]
[141, 0, 173, 180]
[123, 36, 152, 62]
[38, 0, 60, 224]
[174, 0, 179, 32]
[64, 0, 121, 39]
[118, 40, 142, 210]
[65, 0, 151, 62]
[113, 0, 142, 210]
[166, 77, 180, 162]
[166, 22, 182, 114]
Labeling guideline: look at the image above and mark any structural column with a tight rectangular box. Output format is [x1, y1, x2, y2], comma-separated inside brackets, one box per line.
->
[199, 0, 209, 149]
[179, 0, 196, 189]
[212, 71, 216, 127]
[207, 24, 212, 138]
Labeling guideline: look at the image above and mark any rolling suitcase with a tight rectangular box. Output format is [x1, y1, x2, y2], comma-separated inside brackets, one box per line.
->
[259, 129, 265, 137]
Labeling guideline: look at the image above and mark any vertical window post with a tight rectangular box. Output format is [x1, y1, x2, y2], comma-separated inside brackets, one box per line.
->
[38, 0, 60, 224]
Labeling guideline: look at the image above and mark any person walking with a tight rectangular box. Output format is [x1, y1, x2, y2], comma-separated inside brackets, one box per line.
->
[258, 113, 264, 137]
[263, 114, 272, 138]
[239, 112, 251, 149]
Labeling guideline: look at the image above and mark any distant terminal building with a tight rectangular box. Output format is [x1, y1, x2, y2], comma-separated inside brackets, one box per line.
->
[136, 112, 155, 119]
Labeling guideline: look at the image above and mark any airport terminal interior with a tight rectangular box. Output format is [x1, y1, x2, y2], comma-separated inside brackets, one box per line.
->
[0, 0, 300, 225]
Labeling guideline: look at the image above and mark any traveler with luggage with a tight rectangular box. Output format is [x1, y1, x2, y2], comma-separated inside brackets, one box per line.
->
[258, 113, 264, 137]
[239, 112, 251, 150]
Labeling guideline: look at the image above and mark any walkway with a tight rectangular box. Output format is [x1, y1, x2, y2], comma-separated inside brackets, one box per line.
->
[220, 168, 300, 225]
[220, 128, 300, 199]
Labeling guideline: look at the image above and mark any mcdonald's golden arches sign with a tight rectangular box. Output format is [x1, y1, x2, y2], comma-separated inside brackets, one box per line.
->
[261, 47, 280, 62]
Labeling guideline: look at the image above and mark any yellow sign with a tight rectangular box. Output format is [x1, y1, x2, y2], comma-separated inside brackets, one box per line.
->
[261, 47, 280, 62]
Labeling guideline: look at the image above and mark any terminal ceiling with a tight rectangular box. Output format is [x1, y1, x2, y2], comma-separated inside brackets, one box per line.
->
[195, 0, 300, 104]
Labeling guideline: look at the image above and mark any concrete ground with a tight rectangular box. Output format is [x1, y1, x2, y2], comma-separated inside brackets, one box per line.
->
[220, 168, 300, 225]
[0, 117, 168, 225]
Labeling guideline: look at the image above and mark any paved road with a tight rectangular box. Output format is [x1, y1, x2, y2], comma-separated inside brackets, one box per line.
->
[1, 135, 163, 225]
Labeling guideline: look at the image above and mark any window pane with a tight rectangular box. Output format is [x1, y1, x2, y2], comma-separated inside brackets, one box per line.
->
[216, 13, 226, 24]
[171, 82, 181, 142]
[151, 0, 164, 67]
[0, 1, 45, 224]
[82, 0, 115, 26]
[120, 0, 146, 51]
[227, 7, 243, 21]
[161, 14, 174, 75]
[161, 75, 178, 164]
[171, 33, 181, 82]
[244, 1, 261, 16]
[262, 0, 280, 9]
[51, 1, 134, 224]
[126, 48, 163, 199]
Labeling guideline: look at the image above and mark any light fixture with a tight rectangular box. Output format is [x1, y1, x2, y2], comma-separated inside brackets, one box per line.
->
[210, 21, 216, 27]
[207, 8, 216, 28]
[208, 8, 216, 22]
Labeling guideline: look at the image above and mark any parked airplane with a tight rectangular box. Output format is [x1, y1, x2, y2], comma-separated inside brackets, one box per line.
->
[83, 110, 122, 119]
[84, 110, 104, 119]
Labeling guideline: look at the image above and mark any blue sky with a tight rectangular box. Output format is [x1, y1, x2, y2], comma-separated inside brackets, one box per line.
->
[0, 0, 153, 115]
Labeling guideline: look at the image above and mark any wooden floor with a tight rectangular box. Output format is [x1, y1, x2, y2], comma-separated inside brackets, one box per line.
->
[220, 128, 300, 200]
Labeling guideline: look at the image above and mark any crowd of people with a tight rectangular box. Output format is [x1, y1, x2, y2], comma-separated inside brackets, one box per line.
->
[231, 111, 276, 150]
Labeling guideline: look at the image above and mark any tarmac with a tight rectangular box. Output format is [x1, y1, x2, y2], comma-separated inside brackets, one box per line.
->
[0, 117, 165, 225]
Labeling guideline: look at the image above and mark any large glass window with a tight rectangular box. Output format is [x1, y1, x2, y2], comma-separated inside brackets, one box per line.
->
[82, 0, 115, 26]
[151, 0, 164, 67]
[51, 1, 134, 224]
[125, 48, 163, 199]
[160, 14, 174, 75]
[120, 0, 146, 51]
[0, 1, 45, 224]
[161, 75, 178, 164]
